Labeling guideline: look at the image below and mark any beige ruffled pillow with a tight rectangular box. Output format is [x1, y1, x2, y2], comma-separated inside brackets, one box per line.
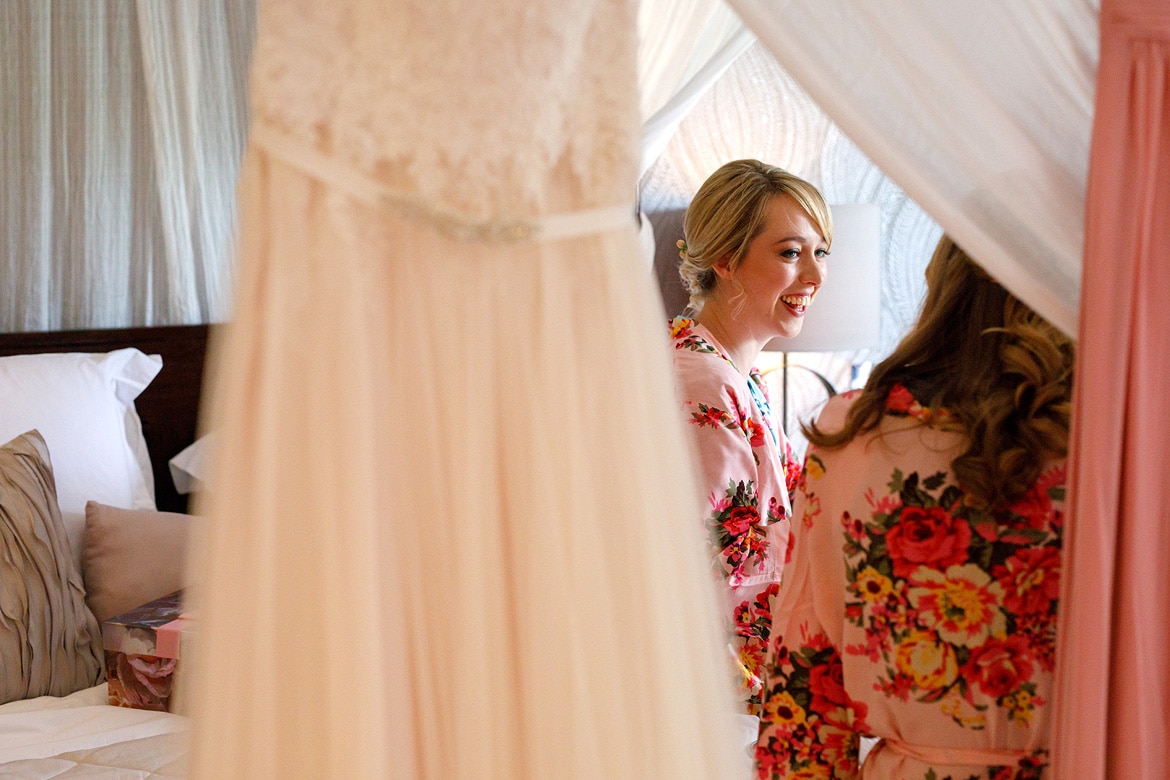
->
[0, 430, 104, 704]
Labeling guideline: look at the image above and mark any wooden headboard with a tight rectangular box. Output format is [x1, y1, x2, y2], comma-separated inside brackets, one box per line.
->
[0, 324, 212, 514]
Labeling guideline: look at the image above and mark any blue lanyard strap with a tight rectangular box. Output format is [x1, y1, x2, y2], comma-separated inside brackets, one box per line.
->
[746, 372, 780, 451]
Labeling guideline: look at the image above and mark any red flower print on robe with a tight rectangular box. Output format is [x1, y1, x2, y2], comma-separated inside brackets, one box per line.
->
[965, 635, 1036, 699]
[996, 546, 1062, 615]
[1009, 464, 1067, 531]
[886, 383, 917, 413]
[808, 663, 864, 730]
[724, 505, 760, 537]
[745, 417, 767, 448]
[885, 505, 972, 577]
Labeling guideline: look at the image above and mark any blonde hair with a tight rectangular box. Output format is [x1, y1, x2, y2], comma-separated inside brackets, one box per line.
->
[678, 159, 832, 313]
[805, 235, 1075, 507]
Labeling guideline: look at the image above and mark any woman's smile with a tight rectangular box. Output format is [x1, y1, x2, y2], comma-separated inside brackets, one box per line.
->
[728, 193, 828, 342]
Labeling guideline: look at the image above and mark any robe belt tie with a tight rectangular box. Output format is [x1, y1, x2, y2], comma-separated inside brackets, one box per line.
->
[872, 737, 1032, 767]
[249, 124, 633, 244]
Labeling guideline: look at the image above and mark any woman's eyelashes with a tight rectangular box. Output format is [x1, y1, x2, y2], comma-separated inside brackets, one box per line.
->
[779, 247, 830, 260]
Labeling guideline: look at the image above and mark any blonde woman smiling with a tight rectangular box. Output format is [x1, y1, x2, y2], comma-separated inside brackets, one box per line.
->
[670, 159, 832, 721]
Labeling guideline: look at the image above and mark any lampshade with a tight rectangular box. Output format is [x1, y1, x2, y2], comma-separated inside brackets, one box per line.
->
[765, 202, 882, 353]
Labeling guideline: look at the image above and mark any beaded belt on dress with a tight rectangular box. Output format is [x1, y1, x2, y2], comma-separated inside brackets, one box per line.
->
[249, 124, 633, 244]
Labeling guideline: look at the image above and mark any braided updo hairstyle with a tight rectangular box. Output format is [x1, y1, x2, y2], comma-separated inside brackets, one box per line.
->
[805, 235, 1075, 507]
[677, 159, 832, 314]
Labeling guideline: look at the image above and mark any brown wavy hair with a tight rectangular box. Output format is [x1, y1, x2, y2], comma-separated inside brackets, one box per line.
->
[804, 235, 1074, 507]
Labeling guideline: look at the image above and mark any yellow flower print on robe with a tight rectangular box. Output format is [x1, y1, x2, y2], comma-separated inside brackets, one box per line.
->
[852, 566, 893, 603]
[763, 690, 807, 728]
[940, 691, 988, 729]
[1002, 688, 1037, 725]
[804, 453, 825, 481]
[907, 564, 1006, 647]
[894, 630, 959, 690]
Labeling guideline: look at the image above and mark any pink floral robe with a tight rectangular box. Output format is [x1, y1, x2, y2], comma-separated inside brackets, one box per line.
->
[670, 317, 801, 714]
[755, 385, 1065, 779]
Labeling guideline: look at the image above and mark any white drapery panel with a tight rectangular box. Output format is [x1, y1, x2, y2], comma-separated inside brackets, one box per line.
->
[637, 0, 752, 177]
[725, 0, 1098, 337]
[0, 1, 252, 332]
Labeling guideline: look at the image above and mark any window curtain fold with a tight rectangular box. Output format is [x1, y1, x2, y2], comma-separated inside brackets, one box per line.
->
[724, 0, 1098, 337]
[0, 1, 252, 332]
[637, 0, 752, 177]
[1053, 1, 1170, 776]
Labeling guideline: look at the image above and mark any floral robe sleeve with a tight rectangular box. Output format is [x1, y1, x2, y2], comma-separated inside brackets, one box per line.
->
[670, 318, 796, 714]
[756, 387, 1065, 780]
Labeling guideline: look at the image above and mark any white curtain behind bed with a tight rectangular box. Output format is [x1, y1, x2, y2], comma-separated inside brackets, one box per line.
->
[184, 1, 741, 777]
[724, 0, 1098, 337]
[0, 1, 253, 332]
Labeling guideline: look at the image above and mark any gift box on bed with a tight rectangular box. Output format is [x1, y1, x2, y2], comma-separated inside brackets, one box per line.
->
[102, 590, 194, 712]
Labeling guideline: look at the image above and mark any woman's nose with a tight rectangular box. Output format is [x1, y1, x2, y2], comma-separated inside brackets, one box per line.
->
[801, 255, 827, 286]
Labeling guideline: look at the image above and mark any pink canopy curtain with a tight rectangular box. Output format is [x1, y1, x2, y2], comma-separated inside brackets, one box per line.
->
[1053, 0, 1170, 777]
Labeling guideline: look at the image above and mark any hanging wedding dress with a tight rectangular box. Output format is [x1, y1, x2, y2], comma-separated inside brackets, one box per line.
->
[183, 0, 741, 777]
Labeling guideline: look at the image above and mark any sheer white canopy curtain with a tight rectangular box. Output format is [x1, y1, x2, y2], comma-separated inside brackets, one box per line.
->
[725, 0, 1098, 337]
[636, 0, 752, 177]
[0, 1, 253, 332]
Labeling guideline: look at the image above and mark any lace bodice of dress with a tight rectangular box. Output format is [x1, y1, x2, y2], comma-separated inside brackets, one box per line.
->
[251, 0, 640, 219]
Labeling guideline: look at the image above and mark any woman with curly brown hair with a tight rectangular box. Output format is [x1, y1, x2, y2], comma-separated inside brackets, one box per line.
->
[755, 235, 1074, 779]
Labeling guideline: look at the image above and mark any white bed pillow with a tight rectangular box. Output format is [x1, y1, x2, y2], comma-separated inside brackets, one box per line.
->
[169, 431, 215, 495]
[0, 348, 161, 517]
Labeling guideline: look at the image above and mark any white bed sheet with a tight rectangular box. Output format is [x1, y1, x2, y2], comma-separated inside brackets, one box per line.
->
[0, 683, 188, 764]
